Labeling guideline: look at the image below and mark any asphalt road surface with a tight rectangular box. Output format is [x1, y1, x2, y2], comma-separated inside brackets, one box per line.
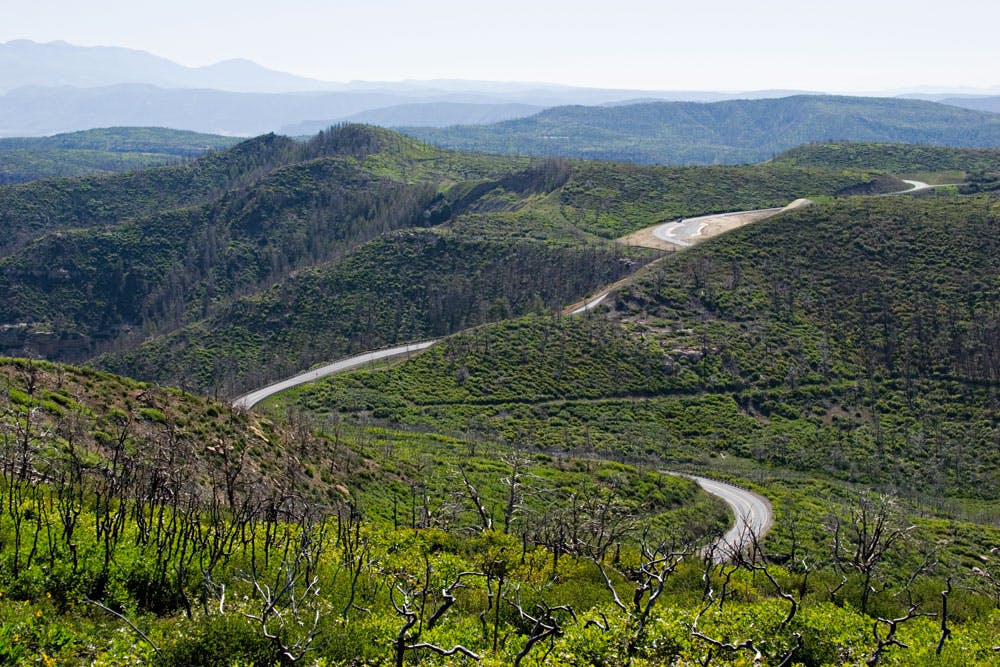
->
[231, 341, 437, 409]
[652, 208, 783, 247]
[686, 474, 774, 563]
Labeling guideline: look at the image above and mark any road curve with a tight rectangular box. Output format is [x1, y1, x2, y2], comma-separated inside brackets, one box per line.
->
[231, 341, 437, 410]
[901, 179, 930, 192]
[652, 208, 784, 247]
[230, 177, 934, 548]
[686, 474, 773, 563]
[232, 344, 777, 559]
[233, 221, 782, 554]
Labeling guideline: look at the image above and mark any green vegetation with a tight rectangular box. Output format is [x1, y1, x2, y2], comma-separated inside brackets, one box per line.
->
[0, 127, 241, 184]
[772, 141, 1000, 185]
[283, 194, 1000, 501]
[3, 358, 1000, 665]
[402, 95, 1000, 165]
[6, 129, 1000, 663]
[95, 156, 890, 393]
[0, 124, 887, 394]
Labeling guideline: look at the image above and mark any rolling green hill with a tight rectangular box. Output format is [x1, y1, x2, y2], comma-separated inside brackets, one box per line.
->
[772, 141, 1000, 192]
[93, 157, 890, 393]
[0, 124, 891, 392]
[5, 130, 1000, 664]
[402, 95, 1000, 165]
[0, 127, 241, 184]
[772, 141, 1000, 175]
[281, 194, 1000, 500]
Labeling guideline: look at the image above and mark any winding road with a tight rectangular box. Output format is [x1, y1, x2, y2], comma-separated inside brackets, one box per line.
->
[235, 183, 948, 552]
[232, 339, 776, 560]
[231, 341, 437, 410]
[652, 208, 785, 248]
[687, 474, 773, 562]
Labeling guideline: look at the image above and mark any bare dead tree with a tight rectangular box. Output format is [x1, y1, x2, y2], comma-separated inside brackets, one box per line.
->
[587, 527, 689, 657]
[691, 521, 804, 667]
[458, 464, 493, 531]
[333, 502, 378, 619]
[499, 451, 532, 534]
[936, 578, 951, 656]
[866, 603, 931, 666]
[242, 517, 327, 663]
[826, 493, 915, 615]
[387, 554, 483, 667]
[505, 586, 577, 666]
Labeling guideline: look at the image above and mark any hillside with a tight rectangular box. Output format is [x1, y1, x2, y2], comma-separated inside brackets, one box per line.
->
[772, 141, 1000, 174]
[0, 356, 740, 665]
[402, 95, 1000, 165]
[282, 102, 546, 135]
[0, 127, 241, 184]
[772, 141, 1000, 192]
[281, 194, 1000, 501]
[939, 95, 1000, 114]
[5, 129, 1000, 663]
[91, 156, 890, 393]
[0, 124, 891, 392]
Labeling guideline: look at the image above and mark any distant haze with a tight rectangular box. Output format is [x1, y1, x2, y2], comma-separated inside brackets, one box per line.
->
[2, 0, 999, 93]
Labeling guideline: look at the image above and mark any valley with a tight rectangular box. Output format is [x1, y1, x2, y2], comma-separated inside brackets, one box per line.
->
[1, 123, 999, 665]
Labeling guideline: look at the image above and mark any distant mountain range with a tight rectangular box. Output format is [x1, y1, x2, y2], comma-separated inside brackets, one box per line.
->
[939, 96, 1000, 114]
[3, 38, 1000, 161]
[401, 96, 1000, 164]
[0, 39, 827, 137]
[0, 39, 331, 93]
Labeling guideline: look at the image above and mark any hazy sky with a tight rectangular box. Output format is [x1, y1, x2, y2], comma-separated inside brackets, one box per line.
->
[2, 0, 996, 92]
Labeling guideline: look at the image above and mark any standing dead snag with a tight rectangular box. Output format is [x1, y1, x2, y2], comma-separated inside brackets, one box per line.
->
[505, 586, 578, 667]
[866, 603, 931, 666]
[499, 451, 532, 534]
[826, 492, 915, 615]
[691, 522, 804, 667]
[936, 578, 951, 656]
[387, 554, 483, 667]
[242, 517, 327, 663]
[458, 464, 493, 531]
[586, 529, 689, 657]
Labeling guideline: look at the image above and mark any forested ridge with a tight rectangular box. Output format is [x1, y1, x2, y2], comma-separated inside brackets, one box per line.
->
[402, 95, 1000, 165]
[0, 124, 890, 393]
[291, 194, 1000, 499]
[0, 127, 241, 184]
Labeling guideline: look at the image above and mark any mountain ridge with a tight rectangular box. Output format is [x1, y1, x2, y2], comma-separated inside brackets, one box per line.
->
[401, 95, 1000, 165]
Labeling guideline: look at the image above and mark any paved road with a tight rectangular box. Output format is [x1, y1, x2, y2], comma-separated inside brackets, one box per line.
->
[567, 292, 609, 314]
[234, 243, 778, 555]
[651, 179, 933, 248]
[228, 172, 949, 555]
[652, 208, 783, 247]
[687, 474, 773, 563]
[233, 289, 617, 410]
[900, 179, 930, 192]
[231, 341, 437, 409]
[231, 343, 777, 561]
